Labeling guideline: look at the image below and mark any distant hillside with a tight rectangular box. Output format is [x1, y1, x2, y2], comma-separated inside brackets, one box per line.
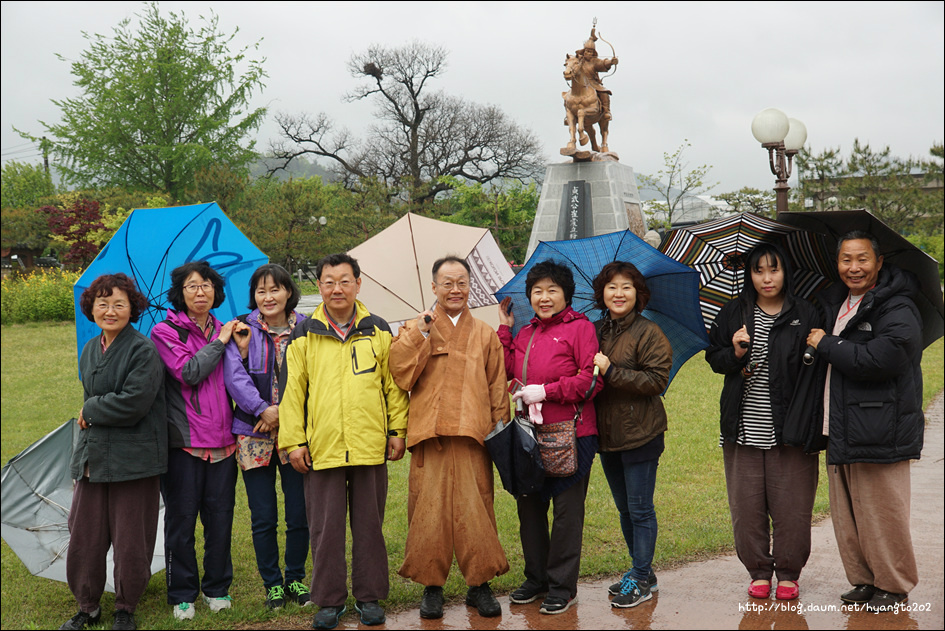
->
[249, 156, 336, 182]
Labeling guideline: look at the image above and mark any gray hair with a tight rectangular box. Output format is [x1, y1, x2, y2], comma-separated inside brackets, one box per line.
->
[837, 230, 882, 259]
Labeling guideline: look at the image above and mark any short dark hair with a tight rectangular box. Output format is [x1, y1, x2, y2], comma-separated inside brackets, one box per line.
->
[837, 230, 882, 259]
[525, 260, 575, 305]
[741, 242, 794, 304]
[432, 256, 471, 280]
[167, 261, 226, 312]
[80, 273, 149, 323]
[592, 261, 651, 313]
[317, 253, 360, 279]
[248, 264, 301, 315]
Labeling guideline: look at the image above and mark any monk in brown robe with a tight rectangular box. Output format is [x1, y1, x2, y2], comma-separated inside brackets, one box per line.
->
[390, 256, 510, 620]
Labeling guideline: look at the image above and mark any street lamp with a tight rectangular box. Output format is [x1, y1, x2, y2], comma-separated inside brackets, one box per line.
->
[751, 108, 807, 215]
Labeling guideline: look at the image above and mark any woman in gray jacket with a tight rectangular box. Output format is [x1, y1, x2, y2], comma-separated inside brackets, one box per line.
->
[61, 273, 167, 631]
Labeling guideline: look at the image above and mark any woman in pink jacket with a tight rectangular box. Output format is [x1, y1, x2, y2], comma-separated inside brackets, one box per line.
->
[497, 260, 602, 615]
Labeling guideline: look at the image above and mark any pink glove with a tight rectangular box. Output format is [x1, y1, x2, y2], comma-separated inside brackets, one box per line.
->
[513, 384, 547, 405]
[528, 402, 544, 425]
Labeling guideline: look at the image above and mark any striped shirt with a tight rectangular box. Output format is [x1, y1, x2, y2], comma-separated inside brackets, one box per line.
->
[719, 305, 778, 449]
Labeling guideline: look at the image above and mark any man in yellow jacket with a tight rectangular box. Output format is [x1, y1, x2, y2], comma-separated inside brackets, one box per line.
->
[390, 256, 510, 620]
[280, 253, 408, 630]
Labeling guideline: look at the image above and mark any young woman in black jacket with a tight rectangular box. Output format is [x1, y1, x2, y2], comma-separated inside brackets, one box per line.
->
[705, 243, 821, 602]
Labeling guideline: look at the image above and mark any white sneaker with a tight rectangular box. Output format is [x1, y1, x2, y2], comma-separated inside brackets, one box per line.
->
[203, 594, 232, 612]
[173, 602, 195, 620]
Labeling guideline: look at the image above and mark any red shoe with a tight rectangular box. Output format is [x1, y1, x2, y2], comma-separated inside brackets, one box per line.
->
[748, 580, 771, 599]
[776, 581, 799, 600]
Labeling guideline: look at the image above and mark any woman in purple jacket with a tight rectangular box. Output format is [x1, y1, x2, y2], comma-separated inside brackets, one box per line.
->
[150, 261, 238, 621]
[224, 264, 311, 610]
[497, 261, 603, 616]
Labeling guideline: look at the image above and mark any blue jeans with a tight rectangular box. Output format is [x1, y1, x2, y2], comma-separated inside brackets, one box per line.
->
[242, 456, 309, 589]
[599, 451, 659, 583]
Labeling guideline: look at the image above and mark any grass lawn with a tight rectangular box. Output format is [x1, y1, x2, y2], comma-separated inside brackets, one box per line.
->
[1, 322, 942, 629]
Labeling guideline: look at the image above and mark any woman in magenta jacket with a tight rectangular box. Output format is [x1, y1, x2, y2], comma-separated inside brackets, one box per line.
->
[150, 261, 238, 621]
[497, 260, 603, 616]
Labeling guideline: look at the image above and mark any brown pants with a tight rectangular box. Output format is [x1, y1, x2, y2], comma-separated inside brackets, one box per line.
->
[303, 465, 389, 606]
[66, 476, 160, 613]
[399, 437, 509, 587]
[723, 442, 818, 582]
[828, 459, 918, 594]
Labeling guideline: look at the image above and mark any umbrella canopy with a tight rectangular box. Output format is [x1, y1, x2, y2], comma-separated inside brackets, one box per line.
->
[74, 202, 268, 373]
[659, 212, 836, 331]
[494, 230, 708, 388]
[778, 209, 944, 348]
[0, 419, 165, 590]
[346, 213, 514, 330]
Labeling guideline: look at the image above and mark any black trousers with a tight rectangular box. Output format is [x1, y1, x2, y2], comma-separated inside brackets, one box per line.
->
[515, 471, 591, 600]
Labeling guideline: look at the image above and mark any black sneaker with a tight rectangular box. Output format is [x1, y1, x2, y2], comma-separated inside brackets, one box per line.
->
[266, 584, 286, 609]
[355, 600, 386, 626]
[609, 569, 658, 596]
[60, 609, 101, 630]
[313, 605, 346, 630]
[865, 589, 908, 612]
[112, 610, 136, 630]
[539, 595, 576, 615]
[465, 583, 501, 617]
[611, 576, 652, 608]
[840, 584, 875, 604]
[285, 580, 312, 606]
[509, 582, 548, 604]
[420, 586, 444, 619]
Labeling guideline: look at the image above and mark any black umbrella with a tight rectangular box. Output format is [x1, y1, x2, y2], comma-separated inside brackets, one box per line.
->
[485, 414, 544, 498]
[778, 210, 944, 348]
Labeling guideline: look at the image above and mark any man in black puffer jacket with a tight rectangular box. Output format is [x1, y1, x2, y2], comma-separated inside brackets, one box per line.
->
[806, 231, 923, 612]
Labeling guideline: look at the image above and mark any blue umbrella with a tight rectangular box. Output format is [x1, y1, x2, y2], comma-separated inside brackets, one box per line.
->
[495, 230, 708, 388]
[73, 202, 268, 374]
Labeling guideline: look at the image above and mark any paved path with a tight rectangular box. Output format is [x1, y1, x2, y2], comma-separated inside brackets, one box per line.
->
[378, 391, 944, 630]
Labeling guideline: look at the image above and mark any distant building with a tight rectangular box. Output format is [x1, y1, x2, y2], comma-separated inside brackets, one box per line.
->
[639, 186, 733, 229]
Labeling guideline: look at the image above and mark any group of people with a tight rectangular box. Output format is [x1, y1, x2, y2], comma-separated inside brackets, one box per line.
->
[60, 228, 924, 631]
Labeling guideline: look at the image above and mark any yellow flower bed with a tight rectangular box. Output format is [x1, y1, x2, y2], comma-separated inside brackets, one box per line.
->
[1, 268, 81, 323]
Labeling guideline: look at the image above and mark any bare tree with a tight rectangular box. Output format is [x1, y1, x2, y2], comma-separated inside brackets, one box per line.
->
[268, 42, 544, 208]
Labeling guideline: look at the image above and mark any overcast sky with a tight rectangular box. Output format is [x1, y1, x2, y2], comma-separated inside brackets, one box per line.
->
[2, 1, 943, 195]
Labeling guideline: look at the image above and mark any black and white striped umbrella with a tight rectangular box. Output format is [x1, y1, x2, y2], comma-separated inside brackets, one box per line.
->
[659, 212, 836, 331]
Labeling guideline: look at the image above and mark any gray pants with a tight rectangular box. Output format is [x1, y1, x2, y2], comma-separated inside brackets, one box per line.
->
[304, 464, 389, 606]
[723, 442, 818, 582]
[67, 476, 160, 613]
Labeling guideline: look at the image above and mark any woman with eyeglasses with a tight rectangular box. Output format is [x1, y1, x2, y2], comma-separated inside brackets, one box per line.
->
[61, 274, 166, 631]
[150, 261, 239, 621]
[705, 243, 821, 602]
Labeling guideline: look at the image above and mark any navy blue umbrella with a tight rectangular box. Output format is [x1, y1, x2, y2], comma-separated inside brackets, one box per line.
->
[495, 230, 708, 388]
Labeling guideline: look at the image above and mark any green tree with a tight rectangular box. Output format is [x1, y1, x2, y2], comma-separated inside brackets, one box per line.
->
[795, 146, 843, 210]
[639, 140, 717, 229]
[716, 187, 776, 218]
[436, 178, 539, 264]
[269, 42, 543, 209]
[18, 3, 266, 201]
[1, 161, 56, 209]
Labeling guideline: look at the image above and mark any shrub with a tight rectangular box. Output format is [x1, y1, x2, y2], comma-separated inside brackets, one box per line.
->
[0, 268, 80, 324]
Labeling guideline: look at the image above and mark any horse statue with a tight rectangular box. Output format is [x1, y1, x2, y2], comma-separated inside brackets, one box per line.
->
[561, 53, 611, 158]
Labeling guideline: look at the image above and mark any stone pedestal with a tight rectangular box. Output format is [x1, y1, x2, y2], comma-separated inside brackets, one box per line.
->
[526, 161, 645, 259]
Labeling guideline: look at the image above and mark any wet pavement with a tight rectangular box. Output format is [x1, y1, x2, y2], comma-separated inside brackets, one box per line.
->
[376, 390, 944, 630]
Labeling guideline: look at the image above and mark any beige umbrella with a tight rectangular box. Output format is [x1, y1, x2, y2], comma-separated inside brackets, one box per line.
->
[347, 213, 514, 331]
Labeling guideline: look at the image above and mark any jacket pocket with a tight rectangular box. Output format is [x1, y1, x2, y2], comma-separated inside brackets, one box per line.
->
[846, 400, 895, 447]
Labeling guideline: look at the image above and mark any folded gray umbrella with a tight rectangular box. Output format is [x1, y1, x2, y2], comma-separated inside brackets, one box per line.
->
[1, 418, 165, 591]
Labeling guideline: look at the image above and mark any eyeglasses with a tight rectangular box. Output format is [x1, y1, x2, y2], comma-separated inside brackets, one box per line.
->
[436, 281, 469, 291]
[319, 279, 355, 291]
[94, 302, 129, 312]
[183, 283, 214, 294]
